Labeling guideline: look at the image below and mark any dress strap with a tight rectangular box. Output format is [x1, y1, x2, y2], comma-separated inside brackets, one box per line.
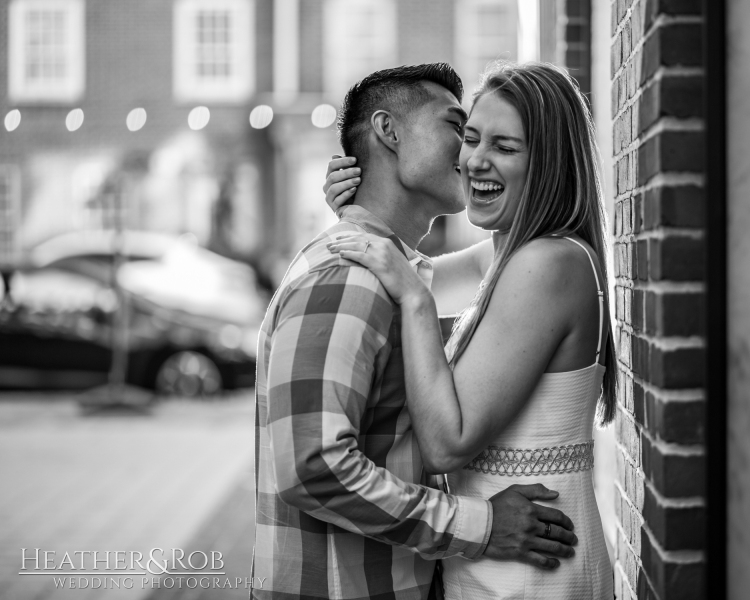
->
[556, 236, 605, 363]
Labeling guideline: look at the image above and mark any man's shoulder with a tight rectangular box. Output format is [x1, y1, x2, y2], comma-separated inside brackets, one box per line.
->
[282, 220, 377, 289]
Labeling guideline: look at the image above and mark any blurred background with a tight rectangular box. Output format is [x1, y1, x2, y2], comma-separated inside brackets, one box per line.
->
[0, 0, 618, 598]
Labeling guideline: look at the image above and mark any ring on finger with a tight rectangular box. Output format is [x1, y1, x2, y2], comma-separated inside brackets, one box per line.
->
[544, 523, 552, 539]
[364, 240, 371, 254]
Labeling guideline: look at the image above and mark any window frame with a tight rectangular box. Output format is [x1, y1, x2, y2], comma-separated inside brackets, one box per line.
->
[0, 166, 22, 266]
[7, 0, 86, 104]
[454, 0, 519, 97]
[172, 0, 255, 104]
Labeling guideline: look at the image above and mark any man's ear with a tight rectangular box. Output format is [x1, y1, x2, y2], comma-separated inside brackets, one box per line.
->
[370, 110, 400, 154]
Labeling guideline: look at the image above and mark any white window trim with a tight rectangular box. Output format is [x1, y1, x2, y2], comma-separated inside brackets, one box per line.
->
[173, 0, 255, 104]
[322, 0, 397, 98]
[7, 0, 86, 104]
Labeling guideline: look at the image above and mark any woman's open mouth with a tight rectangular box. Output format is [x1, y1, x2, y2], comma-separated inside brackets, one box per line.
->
[470, 179, 505, 204]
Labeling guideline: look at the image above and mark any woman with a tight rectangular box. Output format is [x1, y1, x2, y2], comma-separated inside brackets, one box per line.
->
[324, 62, 615, 599]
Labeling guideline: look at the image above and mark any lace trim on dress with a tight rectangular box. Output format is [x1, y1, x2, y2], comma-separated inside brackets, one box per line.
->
[464, 440, 595, 476]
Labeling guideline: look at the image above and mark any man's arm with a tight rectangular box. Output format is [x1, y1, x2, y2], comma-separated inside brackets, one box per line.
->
[265, 262, 491, 560]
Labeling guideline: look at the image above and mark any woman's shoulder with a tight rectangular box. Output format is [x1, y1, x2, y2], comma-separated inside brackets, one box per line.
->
[496, 236, 599, 308]
[507, 236, 592, 279]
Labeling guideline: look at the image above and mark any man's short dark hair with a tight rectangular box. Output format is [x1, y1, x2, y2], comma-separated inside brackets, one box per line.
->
[337, 63, 464, 162]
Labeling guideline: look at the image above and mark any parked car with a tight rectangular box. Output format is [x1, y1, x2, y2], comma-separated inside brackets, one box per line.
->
[0, 231, 268, 397]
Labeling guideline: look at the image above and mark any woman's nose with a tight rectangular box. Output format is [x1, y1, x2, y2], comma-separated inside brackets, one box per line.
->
[466, 144, 489, 172]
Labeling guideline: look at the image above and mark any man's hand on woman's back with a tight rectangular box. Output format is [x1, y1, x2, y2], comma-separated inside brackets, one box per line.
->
[484, 484, 577, 569]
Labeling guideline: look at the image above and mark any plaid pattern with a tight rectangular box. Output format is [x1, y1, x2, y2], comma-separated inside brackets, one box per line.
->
[251, 206, 492, 600]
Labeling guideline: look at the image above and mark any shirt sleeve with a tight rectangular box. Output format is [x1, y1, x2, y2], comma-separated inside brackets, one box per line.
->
[265, 262, 492, 560]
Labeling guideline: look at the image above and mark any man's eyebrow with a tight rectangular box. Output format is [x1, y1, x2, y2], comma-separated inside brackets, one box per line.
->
[447, 106, 468, 122]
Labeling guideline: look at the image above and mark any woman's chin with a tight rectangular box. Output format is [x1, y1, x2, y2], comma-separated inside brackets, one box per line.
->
[466, 209, 500, 231]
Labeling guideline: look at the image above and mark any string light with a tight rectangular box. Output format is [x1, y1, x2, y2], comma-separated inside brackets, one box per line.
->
[188, 106, 210, 130]
[126, 108, 147, 132]
[311, 104, 337, 128]
[66, 108, 84, 132]
[4, 109, 21, 132]
[249, 105, 274, 129]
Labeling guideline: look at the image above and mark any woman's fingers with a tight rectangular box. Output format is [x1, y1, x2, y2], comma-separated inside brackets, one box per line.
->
[328, 241, 369, 254]
[326, 155, 356, 177]
[323, 166, 362, 211]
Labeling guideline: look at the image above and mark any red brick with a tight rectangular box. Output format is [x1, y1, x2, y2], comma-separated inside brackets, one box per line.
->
[638, 131, 705, 185]
[632, 334, 650, 379]
[643, 185, 705, 229]
[643, 485, 705, 550]
[636, 568, 661, 600]
[612, 77, 621, 119]
[615, 201, 624, 236]
[643, 291, 705, 336]
[613, 31, 624, 77]
[646, 395, 705, 444]
[633, 288, 645, 331]
[642, 435, 705, 497]
[622, 18, 633, 58]
[644, 0, 703, 32]
[642, 23, 703, 83]
[638, 75, 704, 134]
[640, 528, 704, 600]
[634, 193, 644, 231]
[648, 236, 705, 281]
[661, 292, 705, 336]
[650, 344, 705, 388]
[636, 239, 648, 281]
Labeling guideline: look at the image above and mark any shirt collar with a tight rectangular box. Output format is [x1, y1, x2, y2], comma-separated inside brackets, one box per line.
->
[337, 204, 433, 270]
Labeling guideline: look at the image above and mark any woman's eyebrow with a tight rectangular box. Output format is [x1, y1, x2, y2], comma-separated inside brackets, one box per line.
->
[464, 125, 524, 145]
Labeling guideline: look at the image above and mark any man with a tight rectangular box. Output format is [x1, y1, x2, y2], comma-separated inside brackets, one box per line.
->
[251, 63, 576, 600]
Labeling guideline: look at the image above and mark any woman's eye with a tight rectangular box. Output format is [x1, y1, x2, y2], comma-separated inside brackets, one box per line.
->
[496, 146, 518, 154]
[463, 137, 479, 146]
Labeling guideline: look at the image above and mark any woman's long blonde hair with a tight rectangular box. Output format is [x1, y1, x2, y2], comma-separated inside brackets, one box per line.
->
[448, 62, 617, 426]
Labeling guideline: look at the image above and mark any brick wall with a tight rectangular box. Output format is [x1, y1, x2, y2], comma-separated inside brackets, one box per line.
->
[610, 0, 706, 598]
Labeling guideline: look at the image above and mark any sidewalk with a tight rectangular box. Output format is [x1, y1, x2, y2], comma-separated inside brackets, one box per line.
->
[0, 393, 255, 600]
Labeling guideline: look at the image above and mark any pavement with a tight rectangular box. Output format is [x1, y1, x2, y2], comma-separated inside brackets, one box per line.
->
[0, 389, 617, 600]
[0, 392, 256, 600]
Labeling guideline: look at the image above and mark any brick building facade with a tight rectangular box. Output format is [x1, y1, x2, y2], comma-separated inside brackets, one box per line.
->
[1, 0, 560, 280]
[607, 0, 744, 598]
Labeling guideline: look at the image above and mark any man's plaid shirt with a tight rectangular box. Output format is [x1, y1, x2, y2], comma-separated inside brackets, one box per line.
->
[251, 205, 492, 600]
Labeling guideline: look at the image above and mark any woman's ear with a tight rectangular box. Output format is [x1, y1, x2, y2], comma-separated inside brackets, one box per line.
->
[370, 110, 399, 154]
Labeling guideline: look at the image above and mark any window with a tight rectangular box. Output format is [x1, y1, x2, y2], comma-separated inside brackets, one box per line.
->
[454, 0, 518, 96]
[7, 0, 85, 103]
[173, 0, 254, 103]
[323, 0, 397, 97]
[0, 167, 21, 266]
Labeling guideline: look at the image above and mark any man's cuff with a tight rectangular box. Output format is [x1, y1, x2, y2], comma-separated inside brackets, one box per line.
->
[451, 496, 493, 560]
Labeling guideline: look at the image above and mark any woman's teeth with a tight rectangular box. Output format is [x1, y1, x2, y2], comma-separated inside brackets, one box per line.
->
[470, 180, 505, 203]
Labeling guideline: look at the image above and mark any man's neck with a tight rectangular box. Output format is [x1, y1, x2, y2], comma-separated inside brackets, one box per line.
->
[350, 170, 434, 251]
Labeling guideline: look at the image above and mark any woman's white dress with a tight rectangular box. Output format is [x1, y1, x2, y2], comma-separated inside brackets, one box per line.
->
[441, 237, 614, 599]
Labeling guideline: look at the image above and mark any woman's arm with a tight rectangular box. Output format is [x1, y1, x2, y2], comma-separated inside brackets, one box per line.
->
[329, 235, 575, 473]
[322, 155, 495, 315]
